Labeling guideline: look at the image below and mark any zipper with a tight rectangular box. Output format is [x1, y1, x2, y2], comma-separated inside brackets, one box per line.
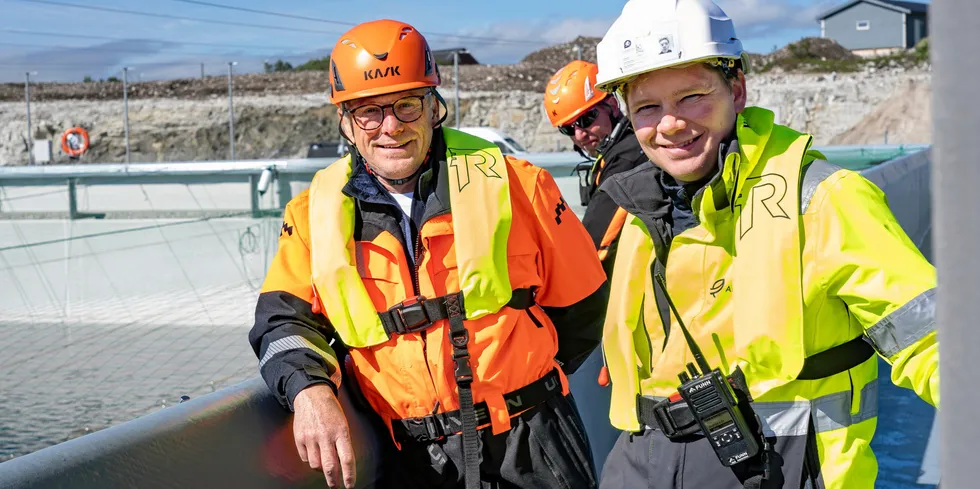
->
[411, 224, 423, 296]
[413, 230, 441, 410]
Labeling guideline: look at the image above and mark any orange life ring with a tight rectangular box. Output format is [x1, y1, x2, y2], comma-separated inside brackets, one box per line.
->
[60, 127, 90, 158]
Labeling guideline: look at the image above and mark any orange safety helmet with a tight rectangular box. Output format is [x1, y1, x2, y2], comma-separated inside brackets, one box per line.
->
[544, 60, 608, 128]
[328, 19, 441, 105]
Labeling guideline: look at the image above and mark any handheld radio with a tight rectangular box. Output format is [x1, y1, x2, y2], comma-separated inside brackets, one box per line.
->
[654, 272, 760, 467]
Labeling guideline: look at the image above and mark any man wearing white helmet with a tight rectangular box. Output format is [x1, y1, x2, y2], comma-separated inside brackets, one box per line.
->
[592, 0, 939, 488]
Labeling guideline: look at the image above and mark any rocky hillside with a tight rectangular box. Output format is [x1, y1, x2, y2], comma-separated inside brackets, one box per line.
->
[0, 35, 603, 103]
[0, 37, 932, 165]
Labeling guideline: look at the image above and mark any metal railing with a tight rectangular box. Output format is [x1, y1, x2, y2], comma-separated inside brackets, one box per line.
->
[0, 153, 589, 219]
[0, 158, 329, 219]
[0, 144, 930, 220]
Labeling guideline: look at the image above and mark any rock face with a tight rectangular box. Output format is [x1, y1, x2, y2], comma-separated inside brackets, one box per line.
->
[829, 78, 931, 145]
[1, 94, 342, 164]
[747, 70, 932, 146]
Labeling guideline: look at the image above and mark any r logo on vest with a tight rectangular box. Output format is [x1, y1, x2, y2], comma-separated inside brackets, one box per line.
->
[447, 148, 502, 192]
[735, 173, 790, 238]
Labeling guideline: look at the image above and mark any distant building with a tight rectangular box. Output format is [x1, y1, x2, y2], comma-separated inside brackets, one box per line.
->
[817, 0, 929, 57]
[431, 48, 480, 66]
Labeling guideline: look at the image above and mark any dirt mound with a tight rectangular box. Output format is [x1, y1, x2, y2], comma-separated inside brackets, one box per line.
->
[748, 37, 859, 73]
[433, 36, 602, 94]
[829, 79, 931, 145]
[521, 36, 600, 65]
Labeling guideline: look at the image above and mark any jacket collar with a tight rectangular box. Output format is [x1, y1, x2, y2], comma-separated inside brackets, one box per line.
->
[719, 106, 776, 207]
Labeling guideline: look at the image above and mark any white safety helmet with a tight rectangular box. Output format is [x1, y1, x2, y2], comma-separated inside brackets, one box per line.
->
[595, 0, 748, 96]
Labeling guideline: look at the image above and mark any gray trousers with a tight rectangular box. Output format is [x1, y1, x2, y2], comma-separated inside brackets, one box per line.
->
[598, 428, 821, 489]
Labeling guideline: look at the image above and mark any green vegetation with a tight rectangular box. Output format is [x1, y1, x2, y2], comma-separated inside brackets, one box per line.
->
[264, 60, 295, 73]
[747, 36, 930, 74]
[295, 55, 331, 72]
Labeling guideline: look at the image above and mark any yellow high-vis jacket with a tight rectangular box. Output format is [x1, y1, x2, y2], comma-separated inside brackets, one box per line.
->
[600, 107, 938, 489]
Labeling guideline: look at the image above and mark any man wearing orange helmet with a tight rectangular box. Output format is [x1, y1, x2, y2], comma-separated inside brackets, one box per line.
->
[544, 60, 649, 273]
[249, 19, 608, 489]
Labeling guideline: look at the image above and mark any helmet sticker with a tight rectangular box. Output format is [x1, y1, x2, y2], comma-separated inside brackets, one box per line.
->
[620, 24, 680, 74]
[584, 75, 594, 101]
[658, 35, 674, 55]
[549, 67, 565, 84]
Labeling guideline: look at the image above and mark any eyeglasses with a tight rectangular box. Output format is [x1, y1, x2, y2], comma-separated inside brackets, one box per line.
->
[346, 93, 429, 131]
[558, 106, 601, 136]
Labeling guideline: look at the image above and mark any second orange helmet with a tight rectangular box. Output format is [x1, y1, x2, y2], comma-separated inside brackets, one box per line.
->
[544, 60, 608, 128]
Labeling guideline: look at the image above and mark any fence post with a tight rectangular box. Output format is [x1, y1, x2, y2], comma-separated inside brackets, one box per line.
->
[67, 179, 79, 220]
[123, 67, 131, 164]
[25, 72, 35, 165]
[227, 62, 237, 161]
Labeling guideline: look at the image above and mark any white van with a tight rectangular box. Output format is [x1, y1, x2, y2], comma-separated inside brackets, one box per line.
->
[457, 127, 528, 156]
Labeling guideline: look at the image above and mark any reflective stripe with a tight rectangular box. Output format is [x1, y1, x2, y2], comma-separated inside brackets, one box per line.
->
[800, 159, 843, 215]
[754, 379, 879, 437]
[866, 288, 936, 357]
[812, 378, 878, 432]
[258, 335, 341, 385]
[753, 400, 811, 437]
[640, 379, 879, 437]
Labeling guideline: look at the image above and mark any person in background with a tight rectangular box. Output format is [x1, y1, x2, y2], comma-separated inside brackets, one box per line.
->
[544, 60, 650, 275]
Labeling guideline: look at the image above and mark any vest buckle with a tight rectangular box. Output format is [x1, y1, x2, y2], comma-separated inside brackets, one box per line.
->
[390, 295, 431, 333]
[405, 416, 442, 442]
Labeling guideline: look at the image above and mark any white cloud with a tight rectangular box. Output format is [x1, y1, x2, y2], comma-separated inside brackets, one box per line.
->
[0, 40, 173, 83]
[434, 1, 838, 63]
[430, 17, 616, 65]
[716, 0, 837, 37]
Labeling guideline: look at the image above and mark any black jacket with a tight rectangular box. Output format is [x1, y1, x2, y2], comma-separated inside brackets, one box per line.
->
[579, 120, 651, 276]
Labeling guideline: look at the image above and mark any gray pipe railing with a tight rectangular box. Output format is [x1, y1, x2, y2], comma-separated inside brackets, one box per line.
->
[0, 377, 386, 489]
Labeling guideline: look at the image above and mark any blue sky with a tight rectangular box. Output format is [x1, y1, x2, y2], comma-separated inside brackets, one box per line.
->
[0, 0, 922, 83]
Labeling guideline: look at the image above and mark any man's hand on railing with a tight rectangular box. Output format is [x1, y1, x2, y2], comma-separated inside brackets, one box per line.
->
[293, 384, 356, 489]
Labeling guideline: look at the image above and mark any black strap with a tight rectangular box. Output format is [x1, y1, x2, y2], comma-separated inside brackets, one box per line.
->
[444, 293, 480, 489]
[392, 368, 564, 444]
[640, 336, 876, 432]
[797, 335, 876, 380]
[379, 288, 534, 337]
